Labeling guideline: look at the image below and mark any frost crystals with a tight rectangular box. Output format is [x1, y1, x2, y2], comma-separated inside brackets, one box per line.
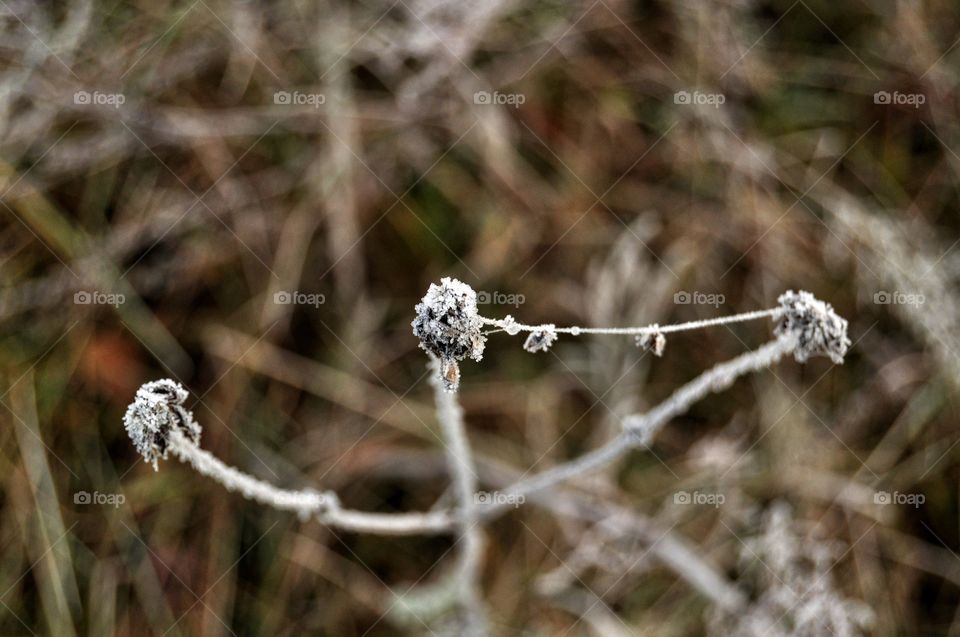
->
[635, 325, 666, 357]
[123, 379, 201, 470]
[775, 290, 851, 365]
[412, 277, 487, 392]
[523, 324, 558, 353]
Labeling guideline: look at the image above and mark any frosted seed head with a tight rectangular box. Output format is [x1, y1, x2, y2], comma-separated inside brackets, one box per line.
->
[523, 324, 558, 353]
[775, 290, 851, 364]
[124, 379, 201, 470]
[635, 326, 666, 357]
[412, 278, 486, 392]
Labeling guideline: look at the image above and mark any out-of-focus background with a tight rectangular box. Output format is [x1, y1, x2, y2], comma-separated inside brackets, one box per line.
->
[1, 0, 959, 635]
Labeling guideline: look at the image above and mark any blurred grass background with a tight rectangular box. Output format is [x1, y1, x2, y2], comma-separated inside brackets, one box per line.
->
[2, 0, 960, 634]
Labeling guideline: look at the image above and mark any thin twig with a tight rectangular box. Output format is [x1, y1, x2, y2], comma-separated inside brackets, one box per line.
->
[429, 355, 490, 636]
[169, 430, 454, 535]
[480, 335, 797, 516]
[479, 307, 782, 336]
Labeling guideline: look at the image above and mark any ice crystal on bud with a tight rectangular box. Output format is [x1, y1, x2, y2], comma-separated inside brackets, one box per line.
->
[123, 379, 201, 470]
[775, 290, 851, 364]
[412, 277, 486, 391]
[636, 326, 666, 357]
[523, 324, 558, 353]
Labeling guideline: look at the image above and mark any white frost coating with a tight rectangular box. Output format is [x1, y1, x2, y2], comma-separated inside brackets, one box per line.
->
[122, 284, 853, 632]
[489, 336, 797, 510]
[480, 307, 781, 337]
[775, 290, 851, 364]
[124, 380, 456, 535]
[429, 357, 490, 636]
[123, 379, 201, 470]
[169, 430, 333, 518]
[624, 336, 796, 444]
[412, 277, 487, 391]
[636, 324, 666, 356]
[501, 314, 521, 335]
[522, 324, 558, 353]
[480, 290, 849, 513]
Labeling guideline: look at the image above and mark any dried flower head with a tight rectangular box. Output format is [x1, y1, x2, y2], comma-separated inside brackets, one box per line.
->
[123, 379, 201, 470]
[775, 290, 851, 364]
[412, 277, 487, 391]
[636, 326, 666, 357]
[523, 324, 558, 353]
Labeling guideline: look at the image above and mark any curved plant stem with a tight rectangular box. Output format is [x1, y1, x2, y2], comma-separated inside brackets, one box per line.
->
[480, 335, 796, 517]
[429, 356, 490, 636]
[169, 430, 454, 535]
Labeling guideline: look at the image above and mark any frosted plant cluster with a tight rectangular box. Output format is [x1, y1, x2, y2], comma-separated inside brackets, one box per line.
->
[412, 279, 850, 392]
[411, 277, 487, 391]
[775, 290, 851, 364]
[123, 379, 201, 470]
[126, 277, 856, 637]
[709, 503, 873, 637]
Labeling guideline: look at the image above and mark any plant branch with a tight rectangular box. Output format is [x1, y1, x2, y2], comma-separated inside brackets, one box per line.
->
[479, 307, 781, 336]
[168, 429, 454, 535]
[480, 334, 797, 516]
[429, 355, 490, 636]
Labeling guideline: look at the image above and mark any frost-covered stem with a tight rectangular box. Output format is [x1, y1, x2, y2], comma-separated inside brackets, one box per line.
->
[169, 429, 330, 513]
[479, 307, 781, 336]
[429, 356, 490, 637]
[622, 335, 797, 441]
[168, 430, 455, 535]
[482, 335, 797, 516]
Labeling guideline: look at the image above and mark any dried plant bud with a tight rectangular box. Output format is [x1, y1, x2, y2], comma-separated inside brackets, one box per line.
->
[412, 277, 486, 391]
[123, 379, 201, 470]
[523, 324, 558, 353]
[775, 290, 851, 364]
[440, 358, 461, 393]
[636, 326, 666, 357]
